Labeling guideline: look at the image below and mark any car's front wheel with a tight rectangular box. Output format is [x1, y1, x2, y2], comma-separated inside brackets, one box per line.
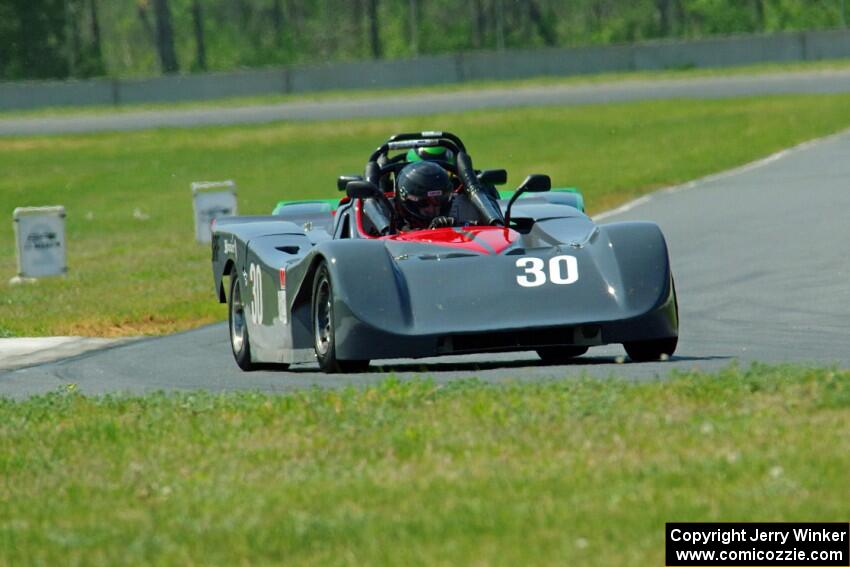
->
[229, 273, 257, 371]
[312, 262, 370, 373]
[623, 337, 678, 362]
[536, 346, 588, 363]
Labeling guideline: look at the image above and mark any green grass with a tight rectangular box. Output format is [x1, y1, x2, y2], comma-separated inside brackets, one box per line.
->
[3, 57, 850, 119]
[0, 365, 847, 566]
[3, 94, 850, 336]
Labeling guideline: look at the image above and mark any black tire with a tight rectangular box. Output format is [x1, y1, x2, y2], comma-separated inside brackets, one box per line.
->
[536, 346, 588, 363]
[312, 262, 370, 373]
[623, 337, 678, 362]
[229, 274, 257, 371]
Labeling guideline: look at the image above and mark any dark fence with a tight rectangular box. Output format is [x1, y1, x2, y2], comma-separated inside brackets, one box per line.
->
[2, 30, 850, 111]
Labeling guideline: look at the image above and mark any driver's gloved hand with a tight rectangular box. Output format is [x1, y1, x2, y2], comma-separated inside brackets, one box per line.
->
[428, 216, 455, 229]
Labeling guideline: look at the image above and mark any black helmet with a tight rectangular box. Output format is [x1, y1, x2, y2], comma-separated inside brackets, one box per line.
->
[396, 161, 453, 223]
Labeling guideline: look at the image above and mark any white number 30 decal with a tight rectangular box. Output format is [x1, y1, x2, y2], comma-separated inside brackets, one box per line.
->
[515, 255, 579, 288]
[249, 262, 264, 324]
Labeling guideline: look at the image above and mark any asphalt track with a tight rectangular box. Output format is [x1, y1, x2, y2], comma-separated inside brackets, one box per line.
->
[3, 69, 850, 136]
[2, 128, 848, 398]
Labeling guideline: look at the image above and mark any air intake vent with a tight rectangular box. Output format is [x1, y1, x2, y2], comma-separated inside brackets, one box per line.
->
[276, 246, 300, 254]
[417, 252, 477, 261]
[447, 326, 591, 353]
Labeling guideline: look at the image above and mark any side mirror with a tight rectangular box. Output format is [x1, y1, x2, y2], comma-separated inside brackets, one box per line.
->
[346, 180, 382, 200]
[504, 174, 551, 228]
[516, 174, 551, 193]
[478, 169, 507, 186]
[338, 174, 363, 191]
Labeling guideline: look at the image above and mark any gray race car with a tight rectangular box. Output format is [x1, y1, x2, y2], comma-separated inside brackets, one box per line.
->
[211, 131, 678, 372]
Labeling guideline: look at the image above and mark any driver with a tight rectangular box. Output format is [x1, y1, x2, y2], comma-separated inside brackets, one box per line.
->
[395, 161, 457, 230]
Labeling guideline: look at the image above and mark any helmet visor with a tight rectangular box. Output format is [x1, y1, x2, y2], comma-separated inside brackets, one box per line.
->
[403, 191, 449, 219]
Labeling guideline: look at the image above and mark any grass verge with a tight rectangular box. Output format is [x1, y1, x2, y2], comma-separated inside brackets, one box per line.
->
[2, 57, 850, 119]
[2, 94, 850, 336]
[0, 365, 847, 566]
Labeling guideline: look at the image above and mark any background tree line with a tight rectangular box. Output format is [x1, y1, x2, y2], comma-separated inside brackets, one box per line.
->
[1, 0, 847, 81]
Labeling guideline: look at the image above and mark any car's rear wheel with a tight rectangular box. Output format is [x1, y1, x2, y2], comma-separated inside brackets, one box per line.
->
[229, 273, 257, 371]
[536, 346, 588, 363]
[623, 337, 678, 362]
[312, 262, 370, 373]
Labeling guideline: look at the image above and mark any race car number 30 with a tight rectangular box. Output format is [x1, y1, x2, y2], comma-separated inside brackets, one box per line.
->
[249, 262, 263, 324]
[515, 255, 578, 287]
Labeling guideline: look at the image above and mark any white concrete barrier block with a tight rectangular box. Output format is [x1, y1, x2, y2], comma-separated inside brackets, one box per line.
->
[191, 180, 238, 243]
[12, 206, 67, 280]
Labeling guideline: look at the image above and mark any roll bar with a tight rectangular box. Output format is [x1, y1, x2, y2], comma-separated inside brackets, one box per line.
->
[369, 131, 467, 162]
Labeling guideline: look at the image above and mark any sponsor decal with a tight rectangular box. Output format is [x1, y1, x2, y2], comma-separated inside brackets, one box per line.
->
[278, 268, 288, 325]
[278, 290, 288, 325]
